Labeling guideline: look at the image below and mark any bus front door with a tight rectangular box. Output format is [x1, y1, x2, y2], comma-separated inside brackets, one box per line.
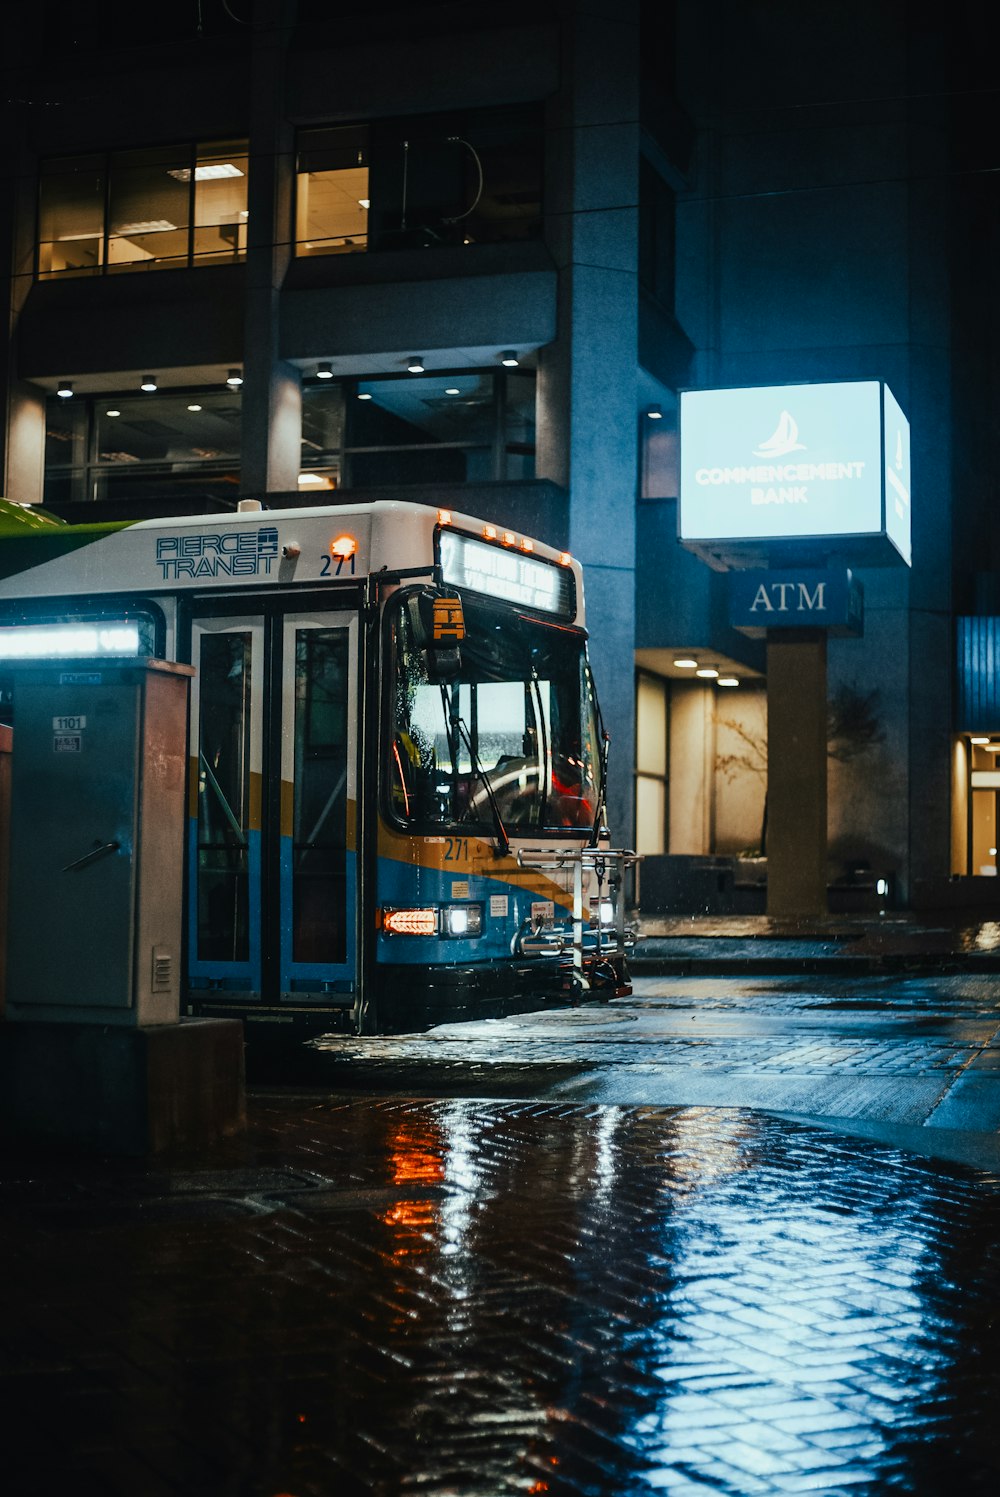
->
[186, 608, 359, 1028]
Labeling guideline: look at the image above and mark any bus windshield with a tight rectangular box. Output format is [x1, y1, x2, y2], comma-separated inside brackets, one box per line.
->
[388, 592, 601, 833]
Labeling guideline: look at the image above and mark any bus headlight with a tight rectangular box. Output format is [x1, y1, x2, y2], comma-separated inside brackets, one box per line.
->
[441, 904, 483, 938]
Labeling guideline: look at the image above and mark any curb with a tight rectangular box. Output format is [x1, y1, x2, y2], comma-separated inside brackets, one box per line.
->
[630, 954, 1000, 977]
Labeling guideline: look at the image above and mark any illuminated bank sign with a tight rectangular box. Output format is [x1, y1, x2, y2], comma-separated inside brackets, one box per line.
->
[679, 381, 911, 565]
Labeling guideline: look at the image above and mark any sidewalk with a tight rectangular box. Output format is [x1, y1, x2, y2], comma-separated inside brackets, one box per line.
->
[631, 909, 1000, 974]
[3, 1094, 999, 1495]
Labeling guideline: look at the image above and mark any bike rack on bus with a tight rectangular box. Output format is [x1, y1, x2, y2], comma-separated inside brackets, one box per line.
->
[513, 845, 640, 996]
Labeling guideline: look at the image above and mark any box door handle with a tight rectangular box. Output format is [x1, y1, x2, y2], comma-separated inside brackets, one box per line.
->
[62, 840, 121, 873]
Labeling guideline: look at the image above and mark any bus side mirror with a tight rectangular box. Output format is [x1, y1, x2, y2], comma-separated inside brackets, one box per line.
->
[407, 588, 465, 680]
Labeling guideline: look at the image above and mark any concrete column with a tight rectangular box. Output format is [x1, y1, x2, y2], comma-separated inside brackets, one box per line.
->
[240, 0, 301, 498]
[2, 128, 46, 505]
[538, 0, 639, 846]
[767, 633, 827, 916]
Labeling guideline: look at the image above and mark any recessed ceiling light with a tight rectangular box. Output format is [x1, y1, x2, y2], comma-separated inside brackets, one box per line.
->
[673, 658, 698, 669]
[187, 403, 202, 412]
[316, 362, 333, 379]
[357, 391, 373, 400]
[140, 374, 157, 392]
[105, 408, 121, 417]
[696, 667, 719, 679]
[445, 387, 460, 395]
[167, 163, 244, 182]
[57, 380, 73, 398]
[717, 677, 739, 687]
[499, 350, 519, 367]
[407, 356, 425, 374]
[226, 368, 243, 387]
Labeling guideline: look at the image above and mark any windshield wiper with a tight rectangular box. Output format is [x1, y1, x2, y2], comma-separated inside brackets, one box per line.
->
[456, 716, 510, 858]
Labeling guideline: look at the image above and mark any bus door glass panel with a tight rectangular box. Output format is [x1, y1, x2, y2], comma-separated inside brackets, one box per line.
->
[188, 617, 264, 992]
[280, 614, 357, 995]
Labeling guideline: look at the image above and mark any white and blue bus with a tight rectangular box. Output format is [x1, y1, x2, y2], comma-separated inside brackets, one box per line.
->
[0, 498, 633, 1038]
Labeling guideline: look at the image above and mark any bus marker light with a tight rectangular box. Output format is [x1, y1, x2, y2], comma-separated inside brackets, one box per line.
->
[437, 509, 452, 525]
[382, 907, 438, 936]
[483, 525, 497, 540]
[330, 534, 357, 559]
[501, 531, 516, 547]
[559, 552, 572, 566]
[521, 538, 534, 552]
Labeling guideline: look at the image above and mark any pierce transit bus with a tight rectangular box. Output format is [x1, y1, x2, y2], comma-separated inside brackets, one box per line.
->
[0, 497, 634, 1038]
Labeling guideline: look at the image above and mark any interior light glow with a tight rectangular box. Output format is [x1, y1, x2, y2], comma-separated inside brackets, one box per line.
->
[500, 350, 519, 367]
[717, 676, 740, 687]
[316, 362, 333, 379]
[330, 534, 358, 558]
[106, 408, 121, 417]
[168, 163, 244, 181]
[226, 368, 243, 387]
[358, 197, 370, 208]
[673, 658, 698, 669]
[876, 877, 890, 895]
[357, 391, 373, 400]
[140, 375, 157, 392]
[407, 356, 425, 374]
[971, 736, 991, 745]
[445, 387, 460, 395]
[116, 219, 176, 234]
[297, 472, 326, 485]
[382, 907, 438, 936]
[0, 623, 141, 660]
[696, 667, 719, 678]
[57, 380, 73, 399]
[646, 404, 663, 419]
[187, 404, 202, 412]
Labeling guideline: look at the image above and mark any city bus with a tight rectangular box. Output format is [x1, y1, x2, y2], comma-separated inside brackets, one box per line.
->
[0, 497, 634, 1039]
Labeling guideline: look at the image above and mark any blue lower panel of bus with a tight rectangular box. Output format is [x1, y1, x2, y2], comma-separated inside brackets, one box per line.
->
[375, 853, 564, 967]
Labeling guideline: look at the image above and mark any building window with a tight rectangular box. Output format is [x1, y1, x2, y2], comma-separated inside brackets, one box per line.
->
[300, 369, 536, 491]
[635, 672, 668, 855]
[296, 126, 370, 256]
[37, 140, 248, 278]
[44, 389, 241, 508]
[295, 105, 542, 258]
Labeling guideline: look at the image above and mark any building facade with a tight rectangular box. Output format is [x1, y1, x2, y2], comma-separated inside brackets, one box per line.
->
[1, 1, 997, 911]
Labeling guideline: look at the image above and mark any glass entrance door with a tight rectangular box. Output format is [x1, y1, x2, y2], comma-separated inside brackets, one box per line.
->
[187, 607, 357, 1007]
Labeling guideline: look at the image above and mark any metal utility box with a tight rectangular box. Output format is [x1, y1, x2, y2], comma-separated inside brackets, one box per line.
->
[4, 658, 193, 1025]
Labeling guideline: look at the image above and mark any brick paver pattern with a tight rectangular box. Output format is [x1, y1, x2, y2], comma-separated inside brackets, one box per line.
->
[2, 1099, 999, 1496]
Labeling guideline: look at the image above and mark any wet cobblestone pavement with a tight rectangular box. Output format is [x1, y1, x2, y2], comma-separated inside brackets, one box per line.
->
[3, 1095, 1000, 1495]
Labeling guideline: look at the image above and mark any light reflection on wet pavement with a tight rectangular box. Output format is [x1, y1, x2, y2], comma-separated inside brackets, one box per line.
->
[2, 1098, 999, 1495]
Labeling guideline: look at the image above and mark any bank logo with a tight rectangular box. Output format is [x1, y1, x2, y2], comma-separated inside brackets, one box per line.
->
[753, 409, 805, 459]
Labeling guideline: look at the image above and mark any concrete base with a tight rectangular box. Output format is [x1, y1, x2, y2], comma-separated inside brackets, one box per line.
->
[0, 1017, 246, 1154]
